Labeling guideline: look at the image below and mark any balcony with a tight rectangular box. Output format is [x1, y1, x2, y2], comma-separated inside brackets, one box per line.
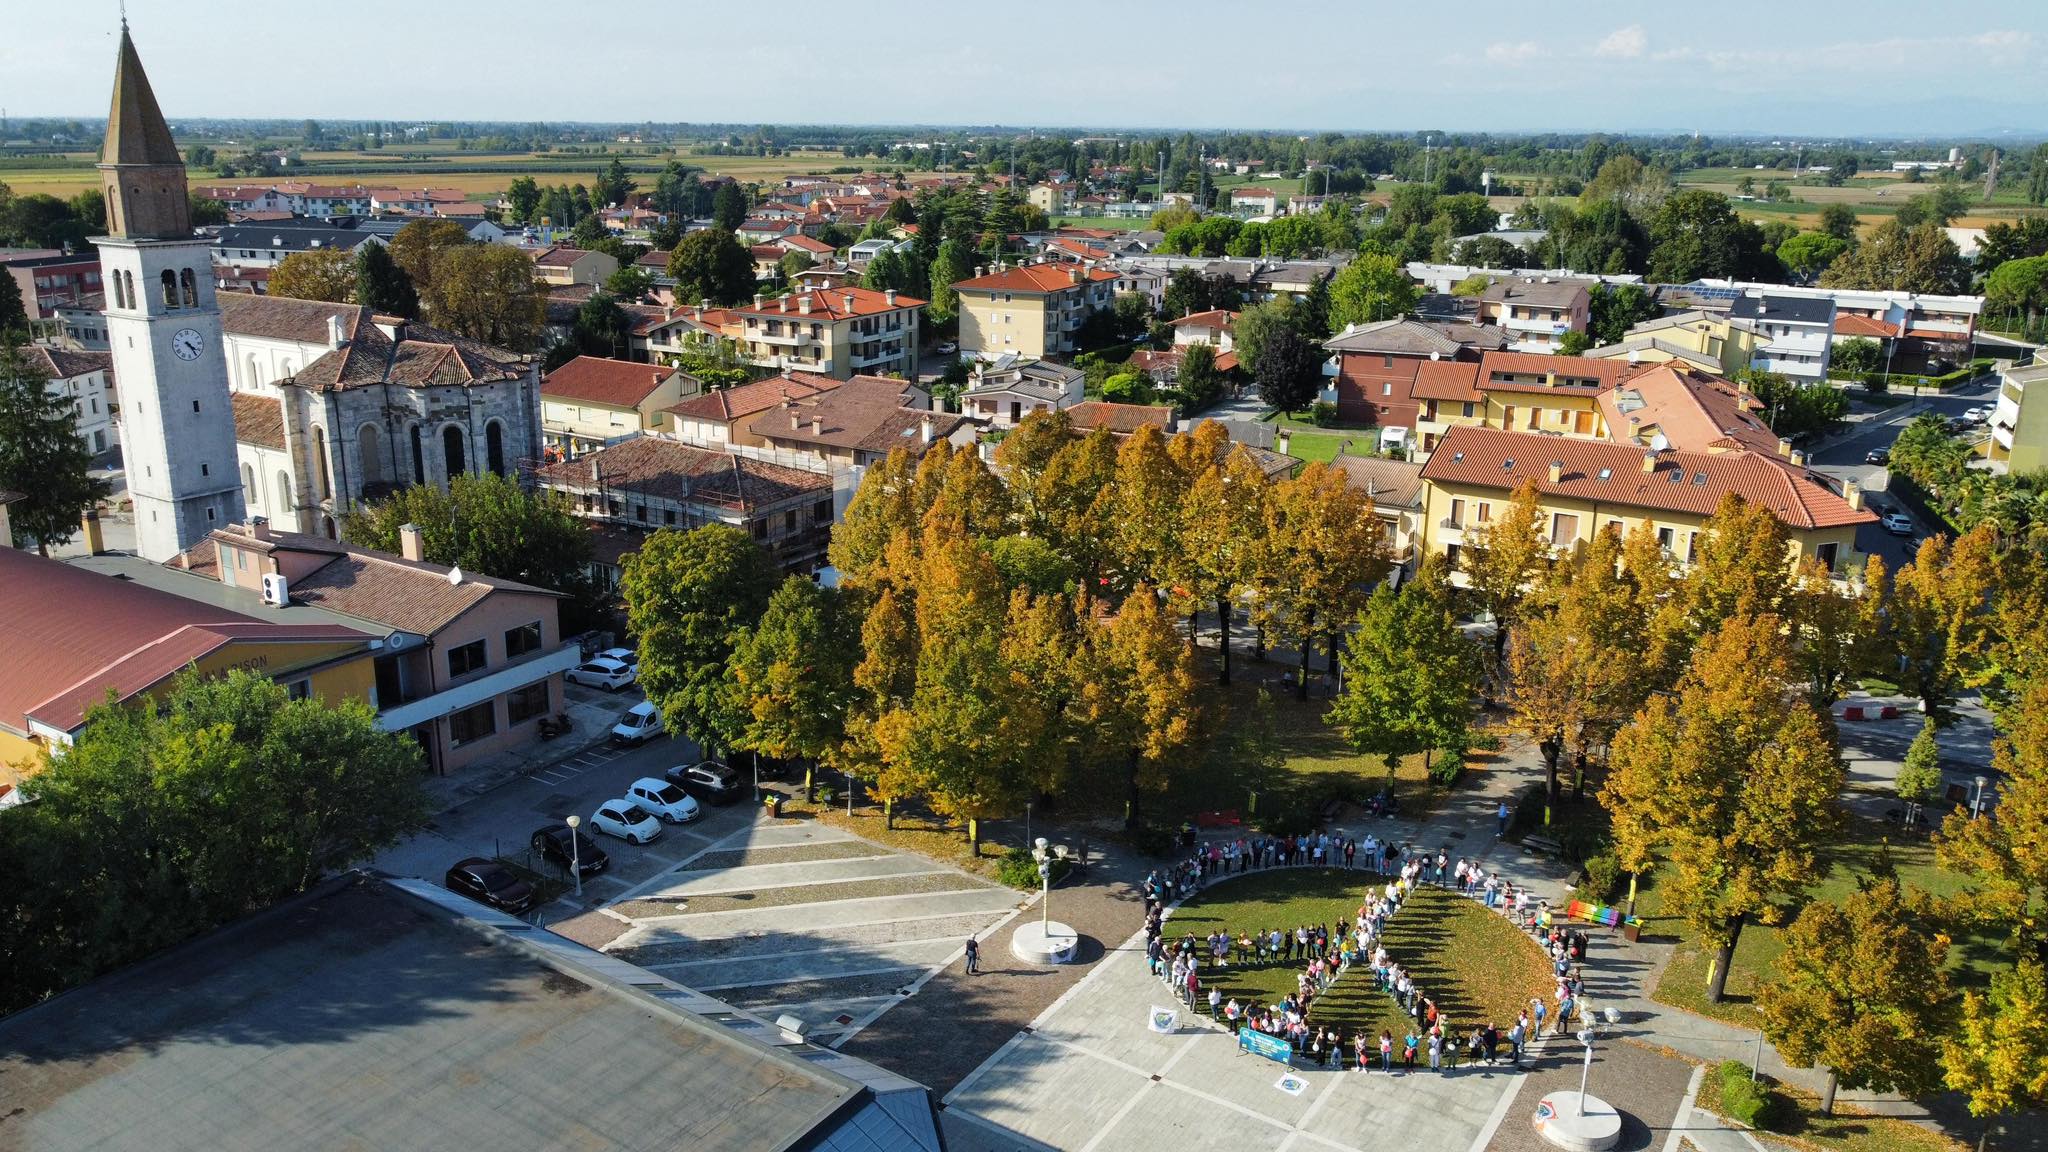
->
[1502, 314, 1570, 335]
[375, 643, 582, 732]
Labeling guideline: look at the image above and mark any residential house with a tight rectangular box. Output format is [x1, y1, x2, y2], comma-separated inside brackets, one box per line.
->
[1229, 187, 1279, 217]
[633, 303, 736, 365]
[1728, 292, 1834, 383]
[1065, 401, 1179, 435]
[847, 237, 913, 270]
[958, 358, 1086, 427]
[3, 249, 103, 318]
[539, 356, 698, 459]
[954, 261, 1119, 359]
[178, 519, 575, 774]
[1417, 425, 1875, 579]
[189, 184, 295, 214]
[776, 234, 837, 263]
[221, 294, 543, 538]
[1475, 277, 1591, 354]
[743, 375, 965, 469]
[1028, 182, 1077, 215]
[530, 246, 620, 287]
[1322, 318, 1509, 446]
[737, 217, 799, 244]
[1987, 358, 2048, 473]
[1586, 309, 1763, 376]
[0, 545, 376, 785]
[537, 437, 840, 575]
[212, 218, 385, 271]
[1329, 452, 1426, 576]
[1113, 264, 1166, 311]
[665, 372, 840, 448]
[1171, 309, 1238, 368]
[1691, 279, 1979, 374]
[51, 299, 111, 350]
[726, 286, 923, 379]
[23, 345, 118, 455]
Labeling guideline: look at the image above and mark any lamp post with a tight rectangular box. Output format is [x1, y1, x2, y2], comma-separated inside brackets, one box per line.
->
[1025, 801, 1032, 849]
[1033, 837, 1052, 933]
[844, 770, 855, 816]
[1576, 1028, 1596, 1116]
[566, 814, 583, 899]
[1972, 775, 1988, 819]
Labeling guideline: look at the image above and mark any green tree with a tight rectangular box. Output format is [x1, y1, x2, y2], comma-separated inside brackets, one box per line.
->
[1604, 613, 1843, 1002]
[621, 524, 780, 754]
[419, 244, 547, 352]
[354, 240, 418, 317]
[1896, 719, 1943, 828]
[506, 175, 541, 224]
[1986, 255, 2048, 332]
[1327, 248, 1418, 331]
[0, 341, 109, 553]
[339, 472, 604, 632]
[775, 250, 813, 287]
[269, 247, 358, 303]
[1175, 341, 1225, 410]
[1647, 189, 1772, 283]
[0, 669, 425, 1011]
[1776, 231, 1849, 282]
[1760, 854, 1950, 1114]
[0, 269, 27, 337]
[1556, 331, 1593, 355]
[712, 182, 749, 232]
[1820, 219, 1968, 295]
[1164, 268, 1211, 319]
[1253, 324, 1322, 415]
[727, 577, 860, 783]
[1832, 337, 1883, 377]
[1333, 574, 1479, 778]
[594, 156, 636, 207]
[668, 229, 756, 307]
[925, 238, 973, 323]
[605, 264, 654, 302]
[1231, 298, 1296, 372]
[1819, 203, 1861, 243]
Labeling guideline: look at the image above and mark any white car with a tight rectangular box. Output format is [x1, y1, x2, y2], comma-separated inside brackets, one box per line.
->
[1881, 512, 1915, 536]
[567, 656, 636, 691]
[935, 340, 959, 355]
[1963, 406, 1991, 425]
[610, 700, 664, 745]
[626, 777, 702, 824]
[590, 800, 663, 845]
[594, 646, 639, 673]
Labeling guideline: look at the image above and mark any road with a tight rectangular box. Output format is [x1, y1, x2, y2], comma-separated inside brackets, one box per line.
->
[1805, 375, 1999, 569]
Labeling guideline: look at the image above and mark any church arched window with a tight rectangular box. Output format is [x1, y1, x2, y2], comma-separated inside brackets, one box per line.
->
[160, 269, 178, 310]
[111, 270, 127, 310]
[122, 272, 136, 310]
[180, 269, 197, 309]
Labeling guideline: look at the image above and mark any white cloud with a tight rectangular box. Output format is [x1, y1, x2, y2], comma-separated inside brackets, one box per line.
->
[1595, 25, 1648, 58]
[1484, 40, 1545, 63]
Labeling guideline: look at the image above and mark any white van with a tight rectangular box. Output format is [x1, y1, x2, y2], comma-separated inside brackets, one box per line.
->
[610, 700, 664, 745]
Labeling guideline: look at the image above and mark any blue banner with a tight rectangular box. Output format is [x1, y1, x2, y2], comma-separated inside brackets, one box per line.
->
[1239, 1029, 1292, 1065]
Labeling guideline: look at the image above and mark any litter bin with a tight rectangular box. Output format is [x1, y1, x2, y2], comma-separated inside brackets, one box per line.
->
[765, 795, 783, 818]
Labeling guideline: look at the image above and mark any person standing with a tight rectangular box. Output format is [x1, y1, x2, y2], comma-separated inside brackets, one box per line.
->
[1497, 800, 1511, 837]
[964, 936, 980, 976]
[1379, 1031, 1395, 1074]
[1428, 1029, 1442, 1073]
[1509, 1015, 1527, 1068]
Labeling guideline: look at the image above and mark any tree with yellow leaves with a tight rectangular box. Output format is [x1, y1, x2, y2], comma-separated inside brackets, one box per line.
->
[1788, 554, 1884, 707]
[1459, 479, 1548, 667]
[1031, 427, 1120, 586]
[1938, 675, 2048, 952]
[1262, 461, 1389, 700]
[1179, 444, 1273, 683]
[1604, 612, 1843, 1002]
[828, 446, 924, 588]
[1081, 586, 1201, 829]
[1682, 492, 1793, 638]
[1943, 958, 2048, 1149]
[1100, 423, 1188, 593]
[1884, 527, 2000, 719]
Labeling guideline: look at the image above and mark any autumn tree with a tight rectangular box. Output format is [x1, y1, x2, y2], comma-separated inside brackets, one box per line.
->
[727, 577, 861, 794]
[1262, 461, 1390, 700]
[1937, 675, 2048, 950]
[1788, 554, 1881, 707]
[1000, 589, 1091, 799]
[1333, 564, 1479, 780]
[1459, 479, 1548, 667]
[1604, 613, 1843, 1002]
[1944, 959, 2048, 1148]
[1180, 444, 1272, 683]
[269, 246, 357, 303]
[836, 587, 922, 825]
[1100, 423, 1187, 592]
[620, 525, 780, 753]
[1081, 586, 1200, 829]
[1684, 492, 1793, 638]
[387, 218, 472, 296]
[1032, 427, 1121, 586]
[1759, 854, 1950, 1114]
[1884, 528, 1999, 718]
[827, 446, 925, 589]
[419, 243, 547, 352]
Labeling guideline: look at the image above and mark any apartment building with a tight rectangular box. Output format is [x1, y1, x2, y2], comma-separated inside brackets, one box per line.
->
[22, 345, 118, 455]
[742, 375, 963, 469]
[954, 261, 1119, 359]
[1729, 293, 1835, 383]
[727, 286, 923, 379]
[539, 356, 698, 459]
[1476, 278, 1591, 353]
[1988, 359, 2048, 473]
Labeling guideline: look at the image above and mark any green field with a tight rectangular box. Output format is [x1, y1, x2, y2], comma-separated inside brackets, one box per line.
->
[1169, 875, 1553, 1047]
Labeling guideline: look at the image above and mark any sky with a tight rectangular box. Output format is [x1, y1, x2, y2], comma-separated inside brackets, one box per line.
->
[3, 0, 2044, 138]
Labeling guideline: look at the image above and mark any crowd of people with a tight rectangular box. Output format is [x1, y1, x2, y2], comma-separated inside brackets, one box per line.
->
[1137, 834, 1597, 1075]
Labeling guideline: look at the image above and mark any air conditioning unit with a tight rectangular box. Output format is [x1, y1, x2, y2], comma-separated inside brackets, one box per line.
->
[260, 572, 290, 607]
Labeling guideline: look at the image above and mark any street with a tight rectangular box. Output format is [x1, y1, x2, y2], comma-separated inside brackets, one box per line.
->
[1805, 375, 1999, 570]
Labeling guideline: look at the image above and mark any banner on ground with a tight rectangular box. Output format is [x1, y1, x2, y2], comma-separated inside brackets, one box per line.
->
[1239, 1028, 1292, 1064]
[1148, 1006, 1178, 1034]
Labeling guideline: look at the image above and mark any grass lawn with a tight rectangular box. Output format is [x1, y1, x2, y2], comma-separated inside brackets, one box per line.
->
[1636, 815, 2007, 1027]
[1051, 215, 1147, 231]
[1170, 875, 1553, 1042]
[1694, 1063, 1968, 1152]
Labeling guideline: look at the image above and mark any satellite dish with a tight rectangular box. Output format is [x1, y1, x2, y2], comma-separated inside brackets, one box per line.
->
[447, 566, 463, 586]
[1649, 433, 1669, 451]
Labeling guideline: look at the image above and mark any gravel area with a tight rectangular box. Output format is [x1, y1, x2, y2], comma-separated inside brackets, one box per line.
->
[676, 840, 890, 872]
[611, 872, 988, 919]
[615, 912, 1007, 967]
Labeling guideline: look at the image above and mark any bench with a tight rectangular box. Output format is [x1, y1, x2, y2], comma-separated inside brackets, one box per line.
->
[1317, 797, 1346, 824]
[1522, 833, 1564, 856]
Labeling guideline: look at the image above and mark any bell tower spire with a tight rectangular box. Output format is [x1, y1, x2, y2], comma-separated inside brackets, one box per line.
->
[99, 21, 189, 238]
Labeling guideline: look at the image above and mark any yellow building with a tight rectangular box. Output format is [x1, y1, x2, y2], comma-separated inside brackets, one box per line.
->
[0, 546, 377, 785]
[1587, 310, 1763, 377]
[955, 261, 1119, 360]
[540, 355, 697, 458]
[1987, 360, 2048, 473]
[726, 286, 924, 379]
[1416, 425, 1873, 582]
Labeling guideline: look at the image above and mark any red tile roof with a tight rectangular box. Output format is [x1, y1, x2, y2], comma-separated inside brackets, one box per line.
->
[1598, 364, 1776, 456]
[952, 263, 1118, 294]
[730, 285, 924, 321]
[1420, 426, 1873, 530]
[1173, 310, 1238, 331]
[1832, 314, 1899, 338]
[1411, 360, 1484, 403]
[536, 438, 832, 512]
[532, 246, 594, 268]
[230, 393, 287, 451]
[541, 356, 678, 409]
[1067, 401, 1175, 434]
[666, 374, 839, 423]
[745, 376, 960, 454]
[1477, 351, 1636, 392]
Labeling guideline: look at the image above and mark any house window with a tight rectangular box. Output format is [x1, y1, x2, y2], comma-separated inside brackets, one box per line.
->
[1815, 541, 1840, 573]
[1382, 355, 1393, 369]
[446, 638, 488, 679]
[664, 509, 676, 525]
[1687, 532, 1701, 563]
[1447, 498, 1464, 528]
[1550, 513, 1579, 547]
[1462, 402, 1475, 418]
[1476, 502, 1491, 523]
[635, 505, 648, 523]
[507, 682, 550, 725]
[1656, 526, 1675, 552]
[504, 621, 543, 659]
[813, 499, 833, 524]
[448, 700, 497, 746]
[285, 678, 312, 701]
[752, 519, 768, 539]
[1381, 382, 1392, 397]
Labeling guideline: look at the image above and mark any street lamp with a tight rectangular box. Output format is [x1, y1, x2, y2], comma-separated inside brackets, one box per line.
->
[1972, 775, 1989, 819]
[1576, 1027, 1596, 1116]
[1025, 801, 1032, 849]
[566, 814, 583, 899]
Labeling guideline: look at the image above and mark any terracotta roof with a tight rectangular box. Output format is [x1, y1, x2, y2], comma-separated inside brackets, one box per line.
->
[1173, 310, 1238, 331]
[744, 376, 959, 454]
[731, 285, 923, 321]
[1419, 426, 1873, 530]
[536, 438, 831, 511]
[220, 295, 527, 390]
[0, 549, 367, 738]
[21, 346, 110, 381]
[1476, 351, 1637, 393]
[1329, 454, 1426, 509]
[532, 246, 594, 268]
[778, 235, 835, 254]
[635, 249, 671, 269]
[220, 292, 363, 344]
[1598, 364, 1776, 456]
[1479, 278, 1591, 308]
[1832, 313, 1899, 338]
[1411, 360, 1484, 403]
[542, 356, 677, 409]
[201, 525, 560, 637]
[100, 30, 180, 167]
[1067, 401, 1175, 434]
[666, 374, 838, 423]
[230, 392, 287, 451]
[951, 264, 1118, 294]
[1325, 319, 1467, 357]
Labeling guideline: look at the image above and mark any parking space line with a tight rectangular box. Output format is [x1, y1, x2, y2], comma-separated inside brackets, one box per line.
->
[682, 961, 930, 991]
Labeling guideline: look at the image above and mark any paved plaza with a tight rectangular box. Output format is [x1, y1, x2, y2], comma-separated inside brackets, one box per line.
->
[601, 819, 1030, 1046]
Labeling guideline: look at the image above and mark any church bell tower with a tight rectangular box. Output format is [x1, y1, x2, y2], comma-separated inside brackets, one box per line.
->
[94, 20, 244, 561]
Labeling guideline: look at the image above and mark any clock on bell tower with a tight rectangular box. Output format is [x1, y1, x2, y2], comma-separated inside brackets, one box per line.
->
[93, 20, 244, 562]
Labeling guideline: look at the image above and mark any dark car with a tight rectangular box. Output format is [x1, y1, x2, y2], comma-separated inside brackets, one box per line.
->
[445, 857, 537, 914]
[667, 761, 747, 804]
[530, 826, 610, 878]
[1864, 447, 1890, 465]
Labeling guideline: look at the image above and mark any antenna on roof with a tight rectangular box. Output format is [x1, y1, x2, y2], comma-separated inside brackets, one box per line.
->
[119, 0, 127, 32]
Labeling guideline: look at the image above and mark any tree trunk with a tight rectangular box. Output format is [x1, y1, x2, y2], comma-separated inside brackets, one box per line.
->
[1705, 914, 1746, 1003]
[803, 762, 815, 802]
[1820, 1068, 1838, 1117]
[1254, 620, 1266, 660]
[968, 818, 979, 856]
[1625, 871, 1639, 918]
[1571, 749, 1587, 801]
[1327, 631, 1344, 695]
[1297, 633, 1312, 702]
[1217, 596, 1232, 685]
[884, 798, 894, 830]
[1540, 735, 1562, 823]
[1125, 747, 1143, 830]
[1187, 606, 1199, 643]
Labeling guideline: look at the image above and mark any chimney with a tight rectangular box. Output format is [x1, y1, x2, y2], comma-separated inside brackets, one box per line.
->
[1844, 479, 1864, 511]
[920, 415, 935, 444]
[1070, 267, 1085, 285]
[398, 522, 425, 562]
[779, 296, 789, 313]
[249, 516, 271, 542]
[1641, 451, 1659, 474]
[1276, 428, 1292, 455]
[885, 288, 897, 306]
[80, 507, 105, 554]
[1791, 449, 1808, 467]
[843, 293, 855, 313]
[1548, 461, 1565, 484]
[811, 417, 825, 436]
[700, 297, 711, 311]
[975, 265, 987, 278]
[799, 294, 811, 315]
[753, 293, 765, 309]
[326, 312, 347, 350]
[790, 409, 802, 430]
[1777, 437, 1793, 459]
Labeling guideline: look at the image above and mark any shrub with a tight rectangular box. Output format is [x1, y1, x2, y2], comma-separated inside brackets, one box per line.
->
[996, 846, 1072, 891]
[1573, 853, 1624, 904]
[1429, 736, 1467, 786]
[1130, 823, 1178, 859]
[1468, 731, 1503, 753]
[1310, 400, 1340, 427]
[1716, 1061, 1779, 1129]
[1557, 826, 1612, 865]
[1862, 370, 1888, 394]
